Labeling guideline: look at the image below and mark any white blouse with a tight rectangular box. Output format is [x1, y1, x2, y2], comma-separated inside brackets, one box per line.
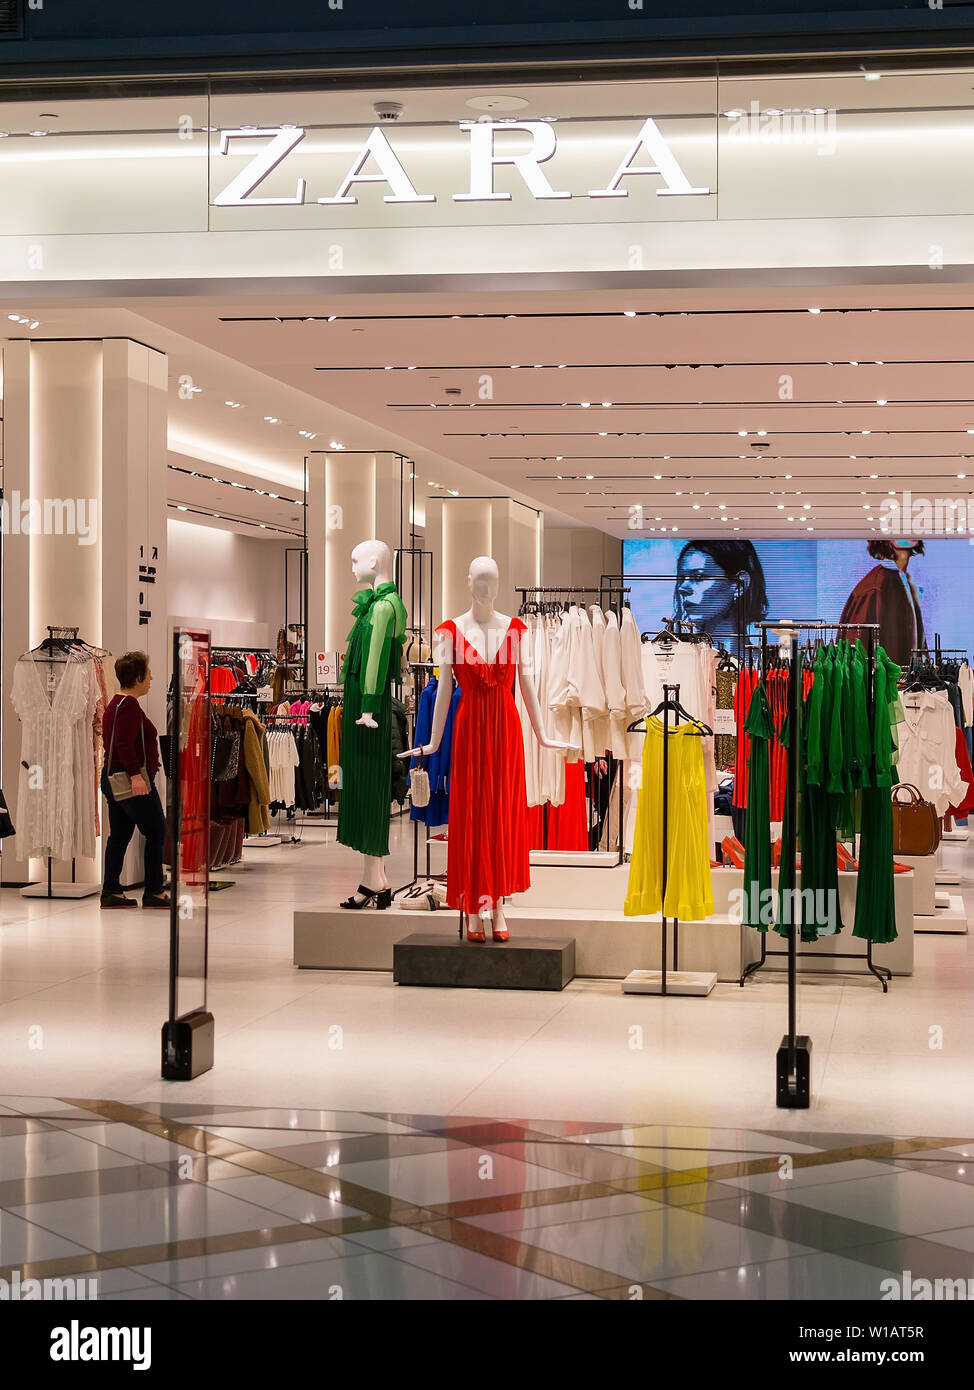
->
[897, 690, 967, 816]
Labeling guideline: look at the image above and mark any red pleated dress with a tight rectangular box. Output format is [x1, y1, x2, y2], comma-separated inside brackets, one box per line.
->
[438, 617, 531, 914]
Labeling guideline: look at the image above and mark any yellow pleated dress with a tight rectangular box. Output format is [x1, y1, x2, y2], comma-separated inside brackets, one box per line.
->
[623, 718, 715, 921]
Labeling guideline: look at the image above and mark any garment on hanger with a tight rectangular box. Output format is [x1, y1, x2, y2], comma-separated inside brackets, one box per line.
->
[714, 666, 737, 771]
[438, 616, 530, 914]
[624, 717, 714, 921]
[267, 728, 300, 806]
[337, 581, 408, 858]
[741, 680, 773, 930]
[410, 675, 460, 828]
[896, 689, 966, 817]
[11, 646, 103, 864]
[852, 647, 902, 944]
[390, 698, 410, 806]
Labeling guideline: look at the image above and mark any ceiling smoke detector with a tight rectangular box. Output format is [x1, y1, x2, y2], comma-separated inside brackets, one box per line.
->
[374, 102, 404, 122]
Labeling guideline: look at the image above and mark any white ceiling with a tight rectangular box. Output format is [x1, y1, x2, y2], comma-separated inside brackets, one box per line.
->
[6, 284, 974, 540]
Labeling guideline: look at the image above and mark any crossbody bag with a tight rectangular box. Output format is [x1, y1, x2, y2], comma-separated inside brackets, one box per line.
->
[106, 696, 148, 802]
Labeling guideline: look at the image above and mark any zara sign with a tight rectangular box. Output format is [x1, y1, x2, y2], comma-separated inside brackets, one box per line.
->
[211, 118, 711, 208]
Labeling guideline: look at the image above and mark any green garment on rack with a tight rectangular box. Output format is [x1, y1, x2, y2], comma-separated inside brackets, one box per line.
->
[796, 684, 844, 941]
[742, 679, 774, 931]
[853, 645, 902, 944]
[337, 582, 408, 858]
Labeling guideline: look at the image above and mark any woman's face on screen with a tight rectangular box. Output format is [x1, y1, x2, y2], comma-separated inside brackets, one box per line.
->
[676, 548, 740, 628]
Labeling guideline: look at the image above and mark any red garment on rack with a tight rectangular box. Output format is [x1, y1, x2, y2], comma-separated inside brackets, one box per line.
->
[733, 665, 758, 809]
[440, 617, 531, 914]
[527, 762, 588, 851]
[211, 666, 237, 695]
[948, 727, 974, 817]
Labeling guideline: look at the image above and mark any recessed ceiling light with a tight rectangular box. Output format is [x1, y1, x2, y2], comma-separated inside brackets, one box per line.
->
[738, 430, 748, 437]
[28, 129, 48, 137]
[876, 399, 887, 406]
[264, 416, 278, 423]
[602, 402, 612, 408]
[585, 473, 595, 480]
[757, 430, 767, 437]
[176, 505, 188, 511]
[624, 310, 636, 317]
[580, 401, 590, 408]
[808, 307, 821, 314]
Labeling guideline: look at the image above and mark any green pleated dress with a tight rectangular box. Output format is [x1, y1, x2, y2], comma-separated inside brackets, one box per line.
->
[742, 679, 774, 930]
[336, 582, 408, 858]
[853, 645, 902, 944]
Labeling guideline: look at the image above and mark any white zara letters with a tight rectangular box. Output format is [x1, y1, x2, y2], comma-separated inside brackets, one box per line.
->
[211, 117, 710, 209]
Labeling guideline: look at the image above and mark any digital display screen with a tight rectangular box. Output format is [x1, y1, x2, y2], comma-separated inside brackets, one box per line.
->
[623, 536, 972, 667]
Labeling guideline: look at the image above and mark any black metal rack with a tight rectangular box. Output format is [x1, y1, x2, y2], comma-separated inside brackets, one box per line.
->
[738, 620, 890, 1108]
[740, 620, 891, 994]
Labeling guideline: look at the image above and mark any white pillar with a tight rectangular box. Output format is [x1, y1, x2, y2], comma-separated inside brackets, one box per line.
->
[0, 338, 168, 887]
[428, 496, 543, 622]
[305, 452, 407, 660]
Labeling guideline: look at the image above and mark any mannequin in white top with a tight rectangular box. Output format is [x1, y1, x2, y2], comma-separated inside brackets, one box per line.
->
[401, 555, 567, 940]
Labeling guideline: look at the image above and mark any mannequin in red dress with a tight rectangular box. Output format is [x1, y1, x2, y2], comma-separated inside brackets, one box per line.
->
[401, 556, 567, 942]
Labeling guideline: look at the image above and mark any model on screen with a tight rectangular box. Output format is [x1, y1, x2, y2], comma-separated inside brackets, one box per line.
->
[839, 538, 925, 667]
[673, 539, 769, 638]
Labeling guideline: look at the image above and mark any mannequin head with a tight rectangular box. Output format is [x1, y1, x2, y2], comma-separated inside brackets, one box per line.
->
[351, 539, 393, 587]
[467, 555, 499, 607]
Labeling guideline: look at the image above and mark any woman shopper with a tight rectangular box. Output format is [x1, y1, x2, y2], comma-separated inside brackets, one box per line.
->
[100, 651, 169, 909]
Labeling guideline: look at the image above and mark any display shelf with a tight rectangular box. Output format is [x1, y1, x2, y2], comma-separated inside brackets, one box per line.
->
[622, 969, 717, 997]
[914, 893, 969, 935]
[393, 933, 575, 991]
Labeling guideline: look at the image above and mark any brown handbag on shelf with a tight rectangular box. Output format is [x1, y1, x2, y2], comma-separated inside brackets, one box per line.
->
[891, 783, 941, 856]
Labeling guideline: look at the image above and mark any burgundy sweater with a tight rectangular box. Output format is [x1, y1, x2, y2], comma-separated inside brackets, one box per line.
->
[103, 695, 161, 778]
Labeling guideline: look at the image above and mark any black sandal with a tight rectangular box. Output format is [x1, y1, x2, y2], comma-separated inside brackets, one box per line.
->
[101, 893, 137, 909]
[340, 884, 392, 910]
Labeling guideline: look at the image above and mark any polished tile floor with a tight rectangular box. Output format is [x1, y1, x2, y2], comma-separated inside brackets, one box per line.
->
[1, 1095, 974, 1299]
[1, 821, 974, 1296]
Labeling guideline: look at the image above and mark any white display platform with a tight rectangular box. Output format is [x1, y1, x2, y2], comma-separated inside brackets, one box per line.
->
[943, 827, 969, 842]
[529, 849, 618, 868]
[914, 893, 969, 935]
[896, 853, 938, 916]
[20, 881, 100, 899]
[294, 863, 914, 980]
[623, 969, 717, 997]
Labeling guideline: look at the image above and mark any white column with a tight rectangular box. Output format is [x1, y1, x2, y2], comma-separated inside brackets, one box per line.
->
[0, 338, 168, 887]
[304, 452, 407, 658]
[429, 496, 542, 619]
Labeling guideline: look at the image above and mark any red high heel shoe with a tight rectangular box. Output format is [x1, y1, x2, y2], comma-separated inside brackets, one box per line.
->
[492, 925, 509, 942]
[463, 914, 486, 943]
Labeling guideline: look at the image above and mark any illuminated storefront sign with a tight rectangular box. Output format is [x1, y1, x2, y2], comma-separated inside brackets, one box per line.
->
[211, 118, 711, 208]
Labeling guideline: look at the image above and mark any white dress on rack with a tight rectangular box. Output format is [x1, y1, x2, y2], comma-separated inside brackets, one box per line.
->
[601, 609, 629, 760]
[11, 653, 91, 863]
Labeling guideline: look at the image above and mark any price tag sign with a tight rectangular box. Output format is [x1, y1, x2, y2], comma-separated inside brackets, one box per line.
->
[315, 651, 342, 685]
[714, 708, 736, 735]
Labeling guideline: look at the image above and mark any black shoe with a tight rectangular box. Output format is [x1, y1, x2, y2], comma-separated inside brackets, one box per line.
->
[340, 884, 392, 910]
[142, 893, 171, 909]
[101, 893, 137, 909]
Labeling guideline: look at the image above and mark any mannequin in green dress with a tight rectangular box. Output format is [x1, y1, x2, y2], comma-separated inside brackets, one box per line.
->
[337, 539, 408, 909]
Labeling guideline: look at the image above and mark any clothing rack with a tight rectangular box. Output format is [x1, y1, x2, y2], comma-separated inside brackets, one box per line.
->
[622, 684, 716, 997]
[19, 627, 103, 900]
[743, 621, 884, 1108]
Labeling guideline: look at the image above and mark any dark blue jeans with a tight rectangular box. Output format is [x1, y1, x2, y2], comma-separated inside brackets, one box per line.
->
[101, 769, 167, 898]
